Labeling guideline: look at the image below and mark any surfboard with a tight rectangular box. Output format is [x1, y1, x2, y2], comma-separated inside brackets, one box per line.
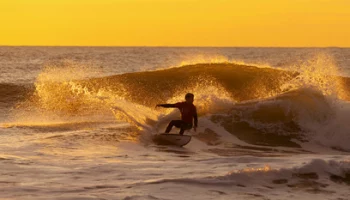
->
[153, 134, 192, 147]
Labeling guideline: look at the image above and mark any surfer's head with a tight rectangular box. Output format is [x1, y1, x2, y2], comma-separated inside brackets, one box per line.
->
[185, 93, 194, 103]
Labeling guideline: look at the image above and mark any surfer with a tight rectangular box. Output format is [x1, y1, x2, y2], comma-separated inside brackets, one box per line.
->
[156, 93, 198, 135]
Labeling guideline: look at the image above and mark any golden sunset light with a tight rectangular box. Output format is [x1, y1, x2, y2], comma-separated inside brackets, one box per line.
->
[2, 0, 350, 199]
[0, 0, 349, 47]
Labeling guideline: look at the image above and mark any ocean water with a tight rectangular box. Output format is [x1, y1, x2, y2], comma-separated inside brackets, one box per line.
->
[0, 46, 350, 200]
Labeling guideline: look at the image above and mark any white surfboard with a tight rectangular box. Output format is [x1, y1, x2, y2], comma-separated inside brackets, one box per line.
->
[153, 134, 192, 147]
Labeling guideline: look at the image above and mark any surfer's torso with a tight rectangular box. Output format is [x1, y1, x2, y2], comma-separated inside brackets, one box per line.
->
[174, 102, 197, 124]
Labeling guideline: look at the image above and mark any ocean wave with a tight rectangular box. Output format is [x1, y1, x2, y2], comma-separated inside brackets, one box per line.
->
[210, 88, 331, 147]
[139, 159, 350, 188]
[0, 83, 32, 107]
[0, 63, 296, 111]
[3, 61, 350, 151]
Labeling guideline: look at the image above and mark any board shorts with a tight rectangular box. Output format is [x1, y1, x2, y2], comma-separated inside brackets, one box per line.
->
[171, 120, 193, 130]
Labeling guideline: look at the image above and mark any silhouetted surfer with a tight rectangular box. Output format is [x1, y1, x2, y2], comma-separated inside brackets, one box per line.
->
[156, 93, 198, 135]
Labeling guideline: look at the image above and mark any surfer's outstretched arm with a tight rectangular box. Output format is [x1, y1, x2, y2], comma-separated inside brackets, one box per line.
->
[156, 104, 177, 108]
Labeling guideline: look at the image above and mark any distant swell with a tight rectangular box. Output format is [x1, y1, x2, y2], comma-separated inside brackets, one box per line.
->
[138, 159, 350, 188]
[0, 83, 32, 107]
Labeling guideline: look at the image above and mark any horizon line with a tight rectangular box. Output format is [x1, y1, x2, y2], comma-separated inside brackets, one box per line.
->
[0, 45, 349, 48]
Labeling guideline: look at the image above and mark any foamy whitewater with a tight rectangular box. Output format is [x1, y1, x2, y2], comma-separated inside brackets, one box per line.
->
[0, 47, 350, 200]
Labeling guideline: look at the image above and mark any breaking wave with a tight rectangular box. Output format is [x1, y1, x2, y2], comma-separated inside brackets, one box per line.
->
[2, 54, 350, 151]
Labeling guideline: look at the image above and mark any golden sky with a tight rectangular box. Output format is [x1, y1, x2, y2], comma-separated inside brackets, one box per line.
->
[0, 0, 349, 47]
